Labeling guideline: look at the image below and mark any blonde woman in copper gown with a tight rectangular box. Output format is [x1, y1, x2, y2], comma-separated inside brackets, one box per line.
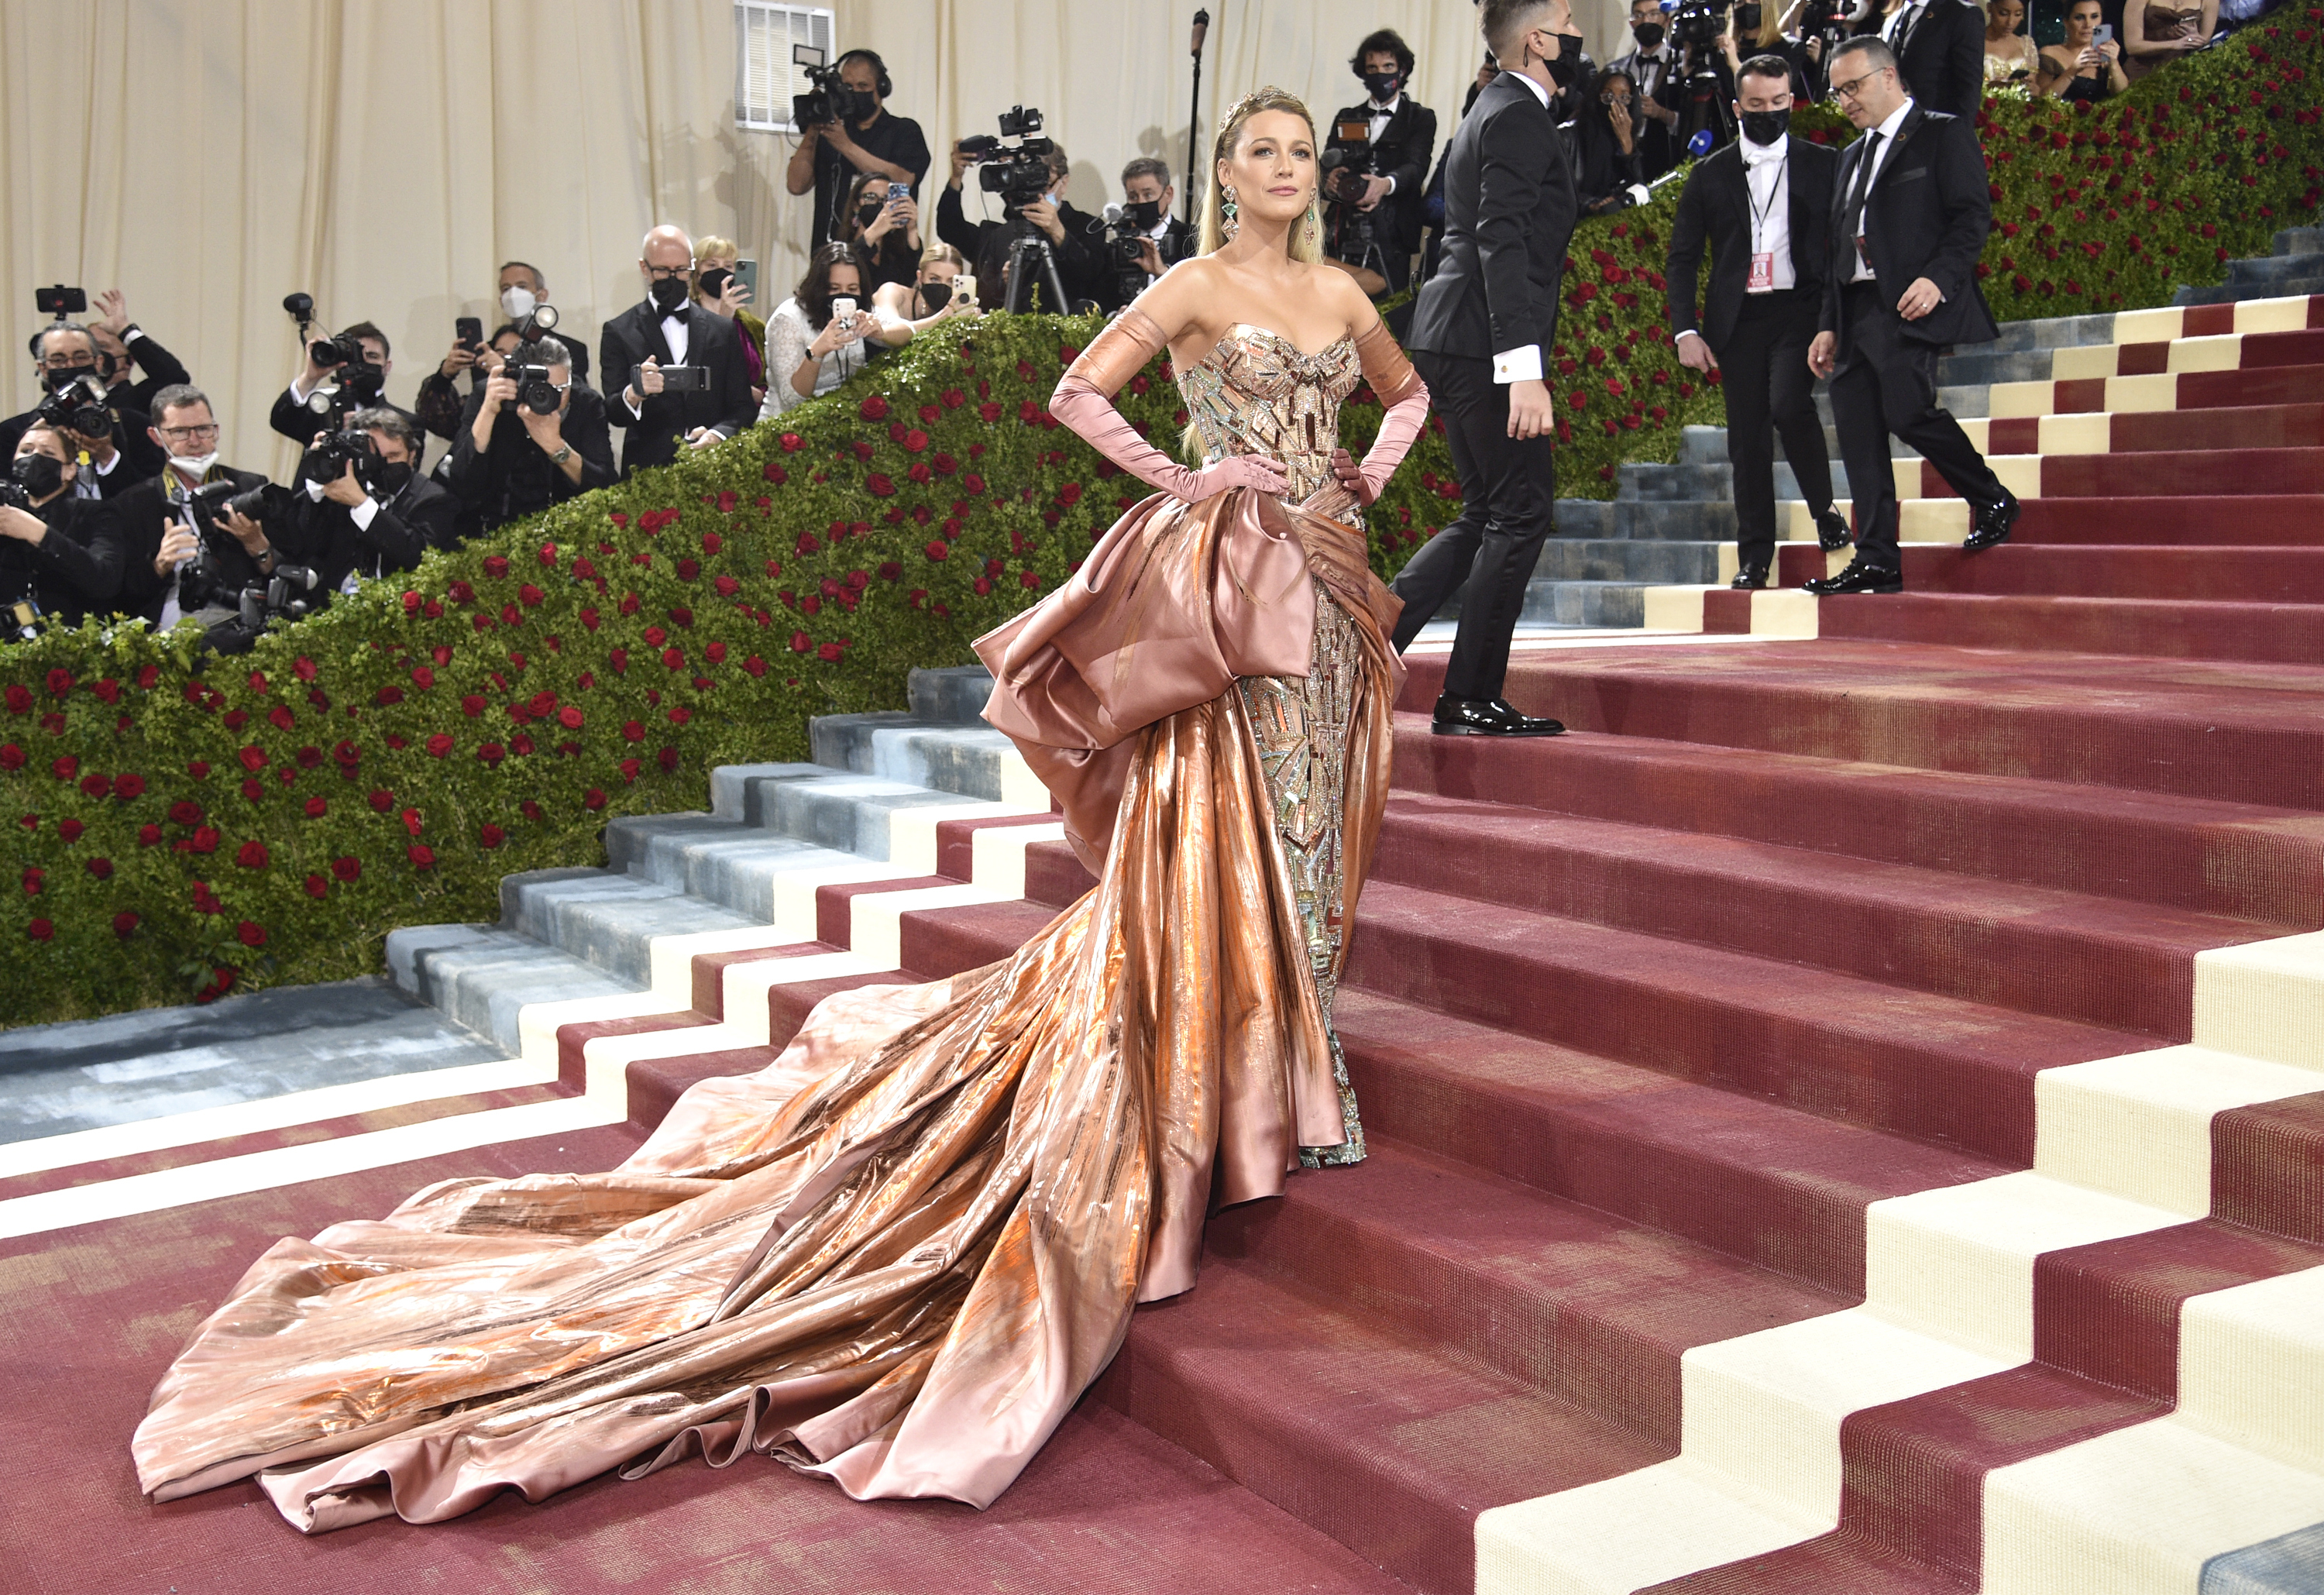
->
[130, 86, 1432, 1532]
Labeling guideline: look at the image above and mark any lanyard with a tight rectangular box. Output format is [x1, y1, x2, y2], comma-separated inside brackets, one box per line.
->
[1745, 150, 1786, 256]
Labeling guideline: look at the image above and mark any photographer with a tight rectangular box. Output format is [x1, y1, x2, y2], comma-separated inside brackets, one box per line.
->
[3, 325, 166, 499]
[760, 242, 909, 419]
[277, 408, 457, 598]
[1321, 30, 1439, 299]
[444, 335, 614, 533]
[1855, 0, 1984, 118]
[936, 132, 1097, 313]
[1721, 0, 1826, 100]
[783, 50, 931, 250]
[600, 225, 758, 478]
[86, 290, 194, 418]
[869, 242, 982, 345]
[1083, 159, 1197, 313]
[1607, 0, 1688, 177]
[1574, 70, 1652, 215]
[493, 262, 589, 383]
[270, 321, 418, 445]
[2, 424, 125, 635]
[113, 385, 280, 634]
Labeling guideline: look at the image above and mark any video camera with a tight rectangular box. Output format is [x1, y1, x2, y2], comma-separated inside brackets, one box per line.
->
[1797, 0, 1854, 78]
[1669, 0, 1729, 54]
[960, 107, 1058, 216]
[1665, 0, 1739, 150]
[790, 44, 876, 128]
[301, 429, 378, 493]
[1322, 119, 1376, 207]
[35, 374, 113, 439]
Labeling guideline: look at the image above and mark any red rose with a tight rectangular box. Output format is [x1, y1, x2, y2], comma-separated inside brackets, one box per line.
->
[304, 874, 328, 899]
[662, 647, 684, 670]
[619, 758, 641, 782]
[411, 665, 435, 689]
[332, 855, 360, 882]
[557, 706, 584, 730]
[51, 755, 78, 780]
[21, 866, 42, 895]
[903, 429, 930, 452]
[0, 744, 24, 772]
[676, 557, 701, 581]
[332, 741, 360, 768]
[779, 431, 803, 452]
[978, 402, 1002, 423]
[58, 818, 83, 843]
[1020, 571, 1041, 590]
[483, 555, 511, 579]
[375, 685, 404, 706]
[86, 856, 113, 879]
[113, 911, 139, 938]
[304, 796, 328, 818]
[480, 823, 506, 848]
[138, 823, 161, 847]
[923, 541, 948, 562]
[407, 844, 435, 869]
[520, 583, 545, 607]
[817, 642, 844, 662]
[584, 788, 608, 810]
[743, 655, 767, 678]
[657, 747, 680, 772]
[609, 648, 629, 674]
[479, 742, 506, 765]
[964, 473, 985, 495]
[706, 641, 728, 664]
[622, 720, 645, 742]
[44, 668, 74, 697]
[236, 920, 267, 947]
[789, 631, 812, 654]
[426, 734, 453, 758]
[865, 473, 896, 497]
[5, 685, 33, 714]
[235, 840, 270, 869]
[860, 393, 890, 420]
[668, 706, 693, 725]
[26, 918, 53, 943]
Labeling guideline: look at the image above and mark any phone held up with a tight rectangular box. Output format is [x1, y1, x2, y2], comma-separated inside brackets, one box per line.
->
[634, 363, 711, 393]
[455, 316, 483, 353]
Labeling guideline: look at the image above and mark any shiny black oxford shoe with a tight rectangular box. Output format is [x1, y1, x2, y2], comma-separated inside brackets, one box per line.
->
[1731, 562, 1770, 590]
[1801, 559, 1903, 596]
[1961, 490, 2021, 553]
[1814, 507, 1852, 551]
[1432, 695, 1566, 737]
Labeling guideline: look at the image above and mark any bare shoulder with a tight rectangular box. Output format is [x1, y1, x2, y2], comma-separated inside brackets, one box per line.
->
[1133, 255, 1222, 339]
[1307, 264, 1380, 337]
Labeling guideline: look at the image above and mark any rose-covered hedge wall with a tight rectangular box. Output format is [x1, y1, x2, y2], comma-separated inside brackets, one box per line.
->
[4, 21, 2319, 1026]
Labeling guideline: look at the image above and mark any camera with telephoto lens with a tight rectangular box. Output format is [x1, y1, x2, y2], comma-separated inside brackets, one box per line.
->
[237, 565, 322, 633]
[1098, 199, 1177, 268]
[36, 375, 114, 439]
[301, 429, 378, 493]
[960, 107, 1058, 217]
[790, 45, 876, 128]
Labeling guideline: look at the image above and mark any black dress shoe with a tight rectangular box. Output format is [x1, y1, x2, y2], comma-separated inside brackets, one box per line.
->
[1962, 491, 2020, 553]
[1432, 695, 1566, 737]
[1802, 559, 1903, 595]
[1731, 562, 1769, 590]
[1814, 507, 1852, 551]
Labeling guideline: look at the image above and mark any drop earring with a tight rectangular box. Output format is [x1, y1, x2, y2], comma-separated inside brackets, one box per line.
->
[1302, 197, 1320, 249]
[1220, 184, 1239, 240]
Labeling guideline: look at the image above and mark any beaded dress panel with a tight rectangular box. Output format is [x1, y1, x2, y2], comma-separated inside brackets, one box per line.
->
[1179, 325, 1368, 1164]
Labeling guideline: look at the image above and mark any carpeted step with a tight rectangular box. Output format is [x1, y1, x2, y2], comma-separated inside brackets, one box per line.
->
[1387, 720, 2324, 927]
[1370, 791, 2272, 1037]
[1906, 444, 2324, 501]
[1790, 544, 2324, 602]
[1399, 640, 2324, 811]
[1794, 590, 2324, 667]
[1990, 359, 2324, 419]
[1989, 493, 2324, 545]
[1977, 400, 2324, 458]
[1342, 878, 2151, 1165]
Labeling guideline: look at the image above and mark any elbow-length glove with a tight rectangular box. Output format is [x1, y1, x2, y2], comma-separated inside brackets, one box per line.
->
[1047, 308, 1287, 503]
[1320, 318, 1431, 514]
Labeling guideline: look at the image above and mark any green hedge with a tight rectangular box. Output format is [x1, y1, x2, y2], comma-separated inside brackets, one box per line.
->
[4, 19, 2319, 1026]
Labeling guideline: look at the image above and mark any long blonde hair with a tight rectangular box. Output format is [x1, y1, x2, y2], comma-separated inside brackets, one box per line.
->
[1196, 88, 1328, 263]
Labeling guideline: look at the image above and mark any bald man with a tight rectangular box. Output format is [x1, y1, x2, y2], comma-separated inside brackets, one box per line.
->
[600, 225, 758, 477]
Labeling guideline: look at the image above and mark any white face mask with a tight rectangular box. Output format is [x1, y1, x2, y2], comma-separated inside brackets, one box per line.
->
[500, 285, 538, 321]
[170, 451, 219, 480]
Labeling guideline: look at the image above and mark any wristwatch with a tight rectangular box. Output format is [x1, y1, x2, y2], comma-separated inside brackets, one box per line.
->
[549, 444, 573, 465]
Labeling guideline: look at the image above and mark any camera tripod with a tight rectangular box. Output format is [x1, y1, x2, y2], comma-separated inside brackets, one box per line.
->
[1000, 225, 1076, 315]
[1676, 48, 1738, 153]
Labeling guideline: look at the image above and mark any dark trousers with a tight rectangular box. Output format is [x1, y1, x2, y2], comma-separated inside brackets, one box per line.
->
[1831, 281, 2005, 569]
[1388, 349, 1556, 703]
[1721, 288, 1835, 572]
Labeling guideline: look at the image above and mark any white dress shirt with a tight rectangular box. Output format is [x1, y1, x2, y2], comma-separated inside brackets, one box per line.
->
[1494, 71, 1555, 385]
[1847, 98, 1916, 284]
[1741, 132, 1796, 292]
[1365, 94, 1403, 194]
[1885, 0, 1928, 46]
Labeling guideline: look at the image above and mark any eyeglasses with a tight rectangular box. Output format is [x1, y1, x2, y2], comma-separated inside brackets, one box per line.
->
[645, 264, 692, 280]
[157, 423, 221, 442]
[40, 355, 96, 369]
[1831, 67, 1890, 101]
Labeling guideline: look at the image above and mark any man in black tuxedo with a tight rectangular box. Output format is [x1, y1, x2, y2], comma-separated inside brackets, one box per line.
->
[1321, 29, 1439, 299]
[1858, 0, 1985, 119]
[1394, 0, 1583, 738]
[1807, 36, 2016, 594]
[1667, 54, 1850, 589]
[600, 225, 758, 480]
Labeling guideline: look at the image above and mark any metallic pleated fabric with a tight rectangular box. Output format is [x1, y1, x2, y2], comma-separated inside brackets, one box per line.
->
[129, 324, 1410, 1531]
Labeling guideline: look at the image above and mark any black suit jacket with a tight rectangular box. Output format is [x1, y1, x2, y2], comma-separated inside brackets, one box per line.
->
[1326, 97, 1439, 252]
[0, 401, 165, 500]
[1, 493, 125, 627]
[1407, 74, 1577, 364]
[1666, 135, 1840, 349]
[267, 388, 422, 448]
[113, 329, 192, 416]
[445, 383, 617, 531]
[276, 473, 461, 596]
[1821, 104, 1999, 353]
[111, 465, 271, 626]
[598, 302, 758, 478]
[1858, 0, 1985, 119]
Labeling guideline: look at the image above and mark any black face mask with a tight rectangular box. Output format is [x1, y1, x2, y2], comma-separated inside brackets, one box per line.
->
[1736, 4, 1765, 32]
[1363, 70, 1401, 100]
[836, 87, 878, 122]
[41, 365, 96, 394]
[918, 280, 953, 316]
[650, 275, 689, 314]
[1741, 106, 1792, 143]
[12, 452, 64, 499]
[373, 460, 413, 496]
[1546, 32, 1584, 88]
[1125, 198, 1165, 229]
[855, 200, 884, 229]
[1634, 21, 1667, 48]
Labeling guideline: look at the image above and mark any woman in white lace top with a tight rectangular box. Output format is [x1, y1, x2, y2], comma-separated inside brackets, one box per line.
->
[758, 242, 907, 421]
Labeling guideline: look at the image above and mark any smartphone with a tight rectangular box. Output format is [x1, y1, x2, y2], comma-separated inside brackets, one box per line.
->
[35, 285, 87, 316]
[2094, 22, 2114, 43]
[455, 315, 483, 352]
[636, 364, 711, 392]
[886, 180, 912, 205]
[830, 296, 858, 325]
[735, 258, 759, 301]
[956, 273, 978, 307]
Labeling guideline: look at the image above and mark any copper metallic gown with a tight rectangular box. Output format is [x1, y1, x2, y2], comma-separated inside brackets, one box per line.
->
[130, 318, 1418, 1530]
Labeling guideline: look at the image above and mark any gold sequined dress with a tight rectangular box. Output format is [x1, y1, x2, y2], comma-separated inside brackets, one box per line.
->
[131, 318, 1420, 1530]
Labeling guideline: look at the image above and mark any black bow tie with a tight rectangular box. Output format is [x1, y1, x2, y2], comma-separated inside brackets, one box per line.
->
[661, 304, 690, 324]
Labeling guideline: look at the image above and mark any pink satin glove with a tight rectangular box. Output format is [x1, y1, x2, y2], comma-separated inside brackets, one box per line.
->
[1326, 380, 1432, 507]
[1181, 452, 1287, 502]
[1051, 371, 1288, 505]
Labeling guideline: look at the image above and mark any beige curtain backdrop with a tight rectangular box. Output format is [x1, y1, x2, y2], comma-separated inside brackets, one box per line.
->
[3, 0, 1639, 478]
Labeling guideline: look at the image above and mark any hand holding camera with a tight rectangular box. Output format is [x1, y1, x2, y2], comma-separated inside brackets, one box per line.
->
[811, 299, 869, 359]
[634, 355, 666, 398]
[153, 521, 200, 577]
[0, 504, 45, 545]
[480, 369, 520, 415]
[321, 457, 370, 507]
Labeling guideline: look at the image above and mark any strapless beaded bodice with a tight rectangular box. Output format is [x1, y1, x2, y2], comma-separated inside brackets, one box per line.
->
[1177, 325, 1363, 503]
